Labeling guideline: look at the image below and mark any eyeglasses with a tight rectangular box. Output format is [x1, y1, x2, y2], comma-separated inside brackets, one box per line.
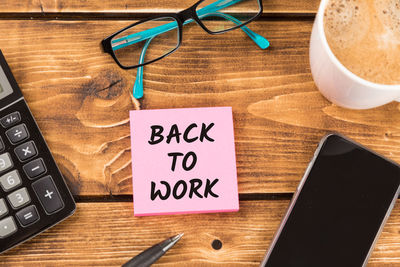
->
[101, 0, 269, 99]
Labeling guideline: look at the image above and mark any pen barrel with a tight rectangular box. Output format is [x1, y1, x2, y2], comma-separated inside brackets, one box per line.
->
[122, 244, 165, 267]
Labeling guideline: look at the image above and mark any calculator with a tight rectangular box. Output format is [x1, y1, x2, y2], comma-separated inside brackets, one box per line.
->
[0, 50, 76, 254]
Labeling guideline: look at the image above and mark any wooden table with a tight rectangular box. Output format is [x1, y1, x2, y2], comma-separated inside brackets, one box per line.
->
[0, 0, 399, 266]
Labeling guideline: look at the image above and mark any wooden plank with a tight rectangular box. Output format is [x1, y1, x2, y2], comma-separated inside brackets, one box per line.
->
[0, 19, 399, 196]
[0, 200, 400, 266]
[0, 0, 319, 15]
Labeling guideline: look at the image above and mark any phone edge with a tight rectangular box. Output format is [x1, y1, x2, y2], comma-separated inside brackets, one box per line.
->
[260, 133, 400, 266]
[362, 183, 400, 266]
[259, 133, 334, 266]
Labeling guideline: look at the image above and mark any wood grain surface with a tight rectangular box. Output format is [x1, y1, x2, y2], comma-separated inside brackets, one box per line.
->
[1, 18, 399, 196]
[0, 0, 319, 15]
[1, 201, 400, 266]
[0, 0, 400, 266]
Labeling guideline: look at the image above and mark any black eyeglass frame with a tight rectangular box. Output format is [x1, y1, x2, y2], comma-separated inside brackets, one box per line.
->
[101, 0, 263, 70]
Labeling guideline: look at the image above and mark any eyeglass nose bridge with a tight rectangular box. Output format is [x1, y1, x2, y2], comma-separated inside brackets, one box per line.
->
[177, 6, 199, 23]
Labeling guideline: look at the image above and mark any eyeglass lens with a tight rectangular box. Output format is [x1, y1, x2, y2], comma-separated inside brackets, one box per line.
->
[196, 0, 261, 33]
[111, 17, 180, 68]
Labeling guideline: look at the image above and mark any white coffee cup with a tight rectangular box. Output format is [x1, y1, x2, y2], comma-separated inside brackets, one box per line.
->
[309, 0, 400, 109]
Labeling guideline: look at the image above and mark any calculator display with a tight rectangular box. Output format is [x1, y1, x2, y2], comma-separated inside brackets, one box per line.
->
[0, 66, 13, 100]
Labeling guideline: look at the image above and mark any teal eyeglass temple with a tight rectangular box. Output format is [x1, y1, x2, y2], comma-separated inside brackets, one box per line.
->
[111, 0, 269, 99]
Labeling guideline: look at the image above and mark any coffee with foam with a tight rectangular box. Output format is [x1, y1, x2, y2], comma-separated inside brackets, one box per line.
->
[324, 0, 400, 85]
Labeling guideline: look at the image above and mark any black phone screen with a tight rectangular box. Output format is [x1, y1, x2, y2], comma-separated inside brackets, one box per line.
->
[262, 134, 400, 267]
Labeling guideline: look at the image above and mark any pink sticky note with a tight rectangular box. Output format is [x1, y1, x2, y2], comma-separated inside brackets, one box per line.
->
[129, 107, 239, 216]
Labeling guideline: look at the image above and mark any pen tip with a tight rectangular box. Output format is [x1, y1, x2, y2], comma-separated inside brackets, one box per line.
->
[162, 233, 184, 252]
[173, 233, 184, 241]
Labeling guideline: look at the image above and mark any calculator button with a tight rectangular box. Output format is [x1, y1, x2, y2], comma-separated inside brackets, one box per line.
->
[16, 205, 39, 227]
[32, 176, 64, 214]
[15, 141, 37, 162]
[7, 187, 30, 209]
[0, 137, 4, 152]
[6, 124, 29, 144]
[0, 199, 8, 218]
[0, 170, 22, 192]
[0, 153, 13, 173]
[0, 112, 21, 128]
[0, 216, 17, 238]
[23, 158, 46, 179]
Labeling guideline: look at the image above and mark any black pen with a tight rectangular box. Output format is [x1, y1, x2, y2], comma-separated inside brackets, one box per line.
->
[122, 233, 184, 267]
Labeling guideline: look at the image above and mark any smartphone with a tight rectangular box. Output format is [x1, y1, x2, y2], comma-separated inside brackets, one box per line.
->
[261, 134, 400, 267]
